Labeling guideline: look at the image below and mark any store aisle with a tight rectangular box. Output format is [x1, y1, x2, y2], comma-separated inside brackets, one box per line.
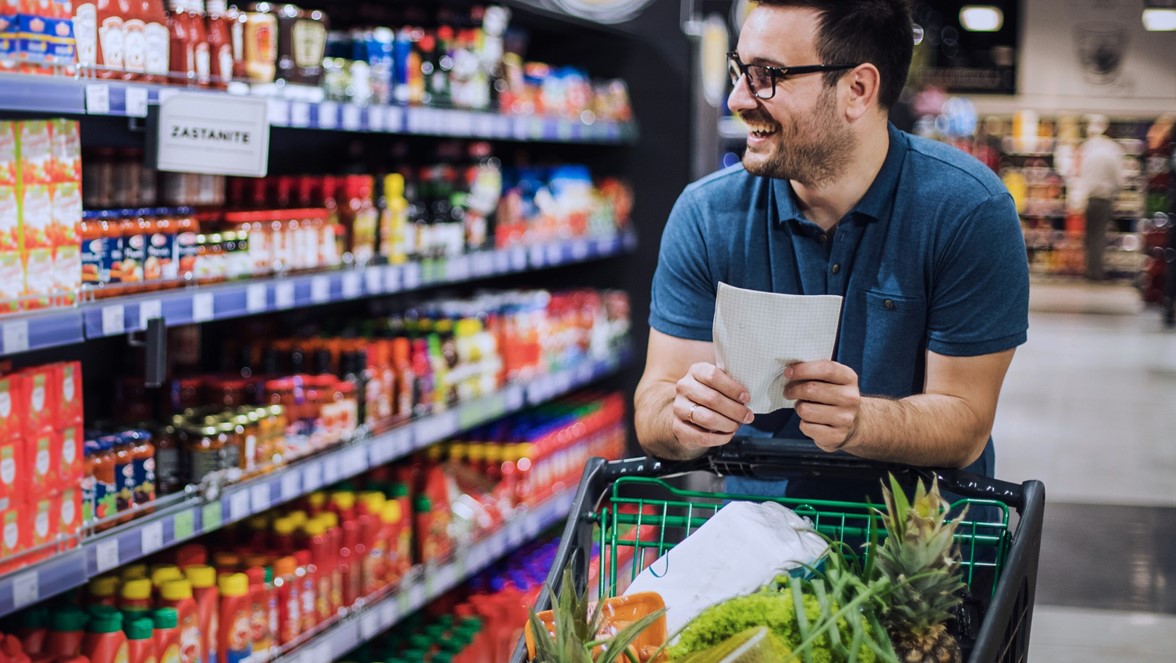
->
[993, 282, 1176, 661]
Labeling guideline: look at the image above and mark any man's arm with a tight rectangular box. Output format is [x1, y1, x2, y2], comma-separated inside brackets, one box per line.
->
[634, 328, 755, 461]
[783, 348, 1016, 468]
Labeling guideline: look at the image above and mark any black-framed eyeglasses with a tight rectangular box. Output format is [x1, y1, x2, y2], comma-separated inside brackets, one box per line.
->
[727, 51, 859, 100]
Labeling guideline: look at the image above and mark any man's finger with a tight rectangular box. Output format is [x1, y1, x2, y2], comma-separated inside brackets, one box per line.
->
[784, 360, 856, 385]
[690, 363, 751, 403]
[675, 398, 742, 434]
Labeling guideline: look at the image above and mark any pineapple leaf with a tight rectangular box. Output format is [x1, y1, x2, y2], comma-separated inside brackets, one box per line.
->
[595, 608, 667, 663]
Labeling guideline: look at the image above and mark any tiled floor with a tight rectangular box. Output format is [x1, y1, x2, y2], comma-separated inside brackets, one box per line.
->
[992, 281, 1176, 661]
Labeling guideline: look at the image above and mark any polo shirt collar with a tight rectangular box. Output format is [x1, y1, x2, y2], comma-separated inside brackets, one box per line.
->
[771, 122, 909, 226]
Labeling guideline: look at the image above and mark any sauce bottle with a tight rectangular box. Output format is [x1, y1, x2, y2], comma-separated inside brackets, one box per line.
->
[185, 0, 211, 86]
[95, 0, 131, 79]
[121, 578, 155, 622]
[146, 210, 176, 284]
[204, 0, 233, 88]
[160, 579, 202, 663]
[242, 3, 276, 83]
[89, 574, 122, 607]
[186, 424, 223, 486]
[341, 175, 378, 266]
[81, 607, 128, 663]
[243, 567, 274, 660]
[0, 634, 30, 663]
[120, 209, 148, 292]
[289, 550, 315, 634]
[15, 606, 48, 656]
[123, 0, 148, 79]
[152, 607, 182, 663]
[92, 435, 119, 529]
[166, 0, 194, 84]
[143, 0, 170, 82]
[300, 520, 331, 623]
[129, 429, 157, 509]
[125, 616, 157, 663]
[151, 565, 184, 594]
[43, 606, 88, 659]
[271, 556, 299, 646]
[183, 565, 218, 663]
[112, 432, 138, 518]
[174, 208, 199, 282]
[216, 573, 251, 663]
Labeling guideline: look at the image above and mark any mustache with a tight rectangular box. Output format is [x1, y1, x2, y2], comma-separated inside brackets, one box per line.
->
[737, 110, 777, 126]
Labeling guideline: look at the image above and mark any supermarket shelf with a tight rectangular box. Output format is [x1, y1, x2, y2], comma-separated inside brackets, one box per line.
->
[274, 487, 577, 663]
[0, 74, 637, 144]
[0, 347, 630, 619]
[0, 230, 637, 357]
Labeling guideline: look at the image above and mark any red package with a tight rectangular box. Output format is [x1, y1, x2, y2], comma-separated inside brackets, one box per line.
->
[56, 361, 82, 425]
[57, 487, 81, 545]
[1, 495, 26, 562]
[29, 493, 57, 549]
[0, 436, 25, 499]
[20, 365, 58, 439]
[0, 372, 22, 441]
[26, 430, 58, 495]
[59, 423, 82, 487]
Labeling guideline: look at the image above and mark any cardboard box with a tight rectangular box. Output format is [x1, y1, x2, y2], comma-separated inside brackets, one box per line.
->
[16, 121, 52, 185]
[59, 422, 82, 487]
[57, 361, 83, 424]
[1, 495, 26, 562]
[21, 364, 59, 437]
[49, 180, 80, 246]
[53, 242, 80, 307]
[58, 487, 81, 546]
[0, 372, 22, 441]
[0, 185, 20, 314]
[50, 119, 80, 183]
[27, 429, 58, 495]
[29, 492, 56, 549]
[0, 436, 25, 500]
[0, 122, 16, 186]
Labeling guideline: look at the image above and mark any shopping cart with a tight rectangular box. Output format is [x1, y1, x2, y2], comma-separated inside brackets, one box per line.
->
[511, 437, 1045, 663]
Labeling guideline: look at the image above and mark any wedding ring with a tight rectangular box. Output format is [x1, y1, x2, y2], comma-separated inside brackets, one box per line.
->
[689, 402, 697, 423]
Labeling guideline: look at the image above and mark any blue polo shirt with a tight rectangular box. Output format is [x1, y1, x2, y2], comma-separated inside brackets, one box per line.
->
[650, 124, 1029, 483]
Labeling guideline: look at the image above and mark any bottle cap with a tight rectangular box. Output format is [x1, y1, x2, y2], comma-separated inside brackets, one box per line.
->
[121, 578, 153, 601]
[273, 517, 297, 536]
[50, 606, 89, 632]
[125, 616, 154, 640]
[273, 556, 297, 577]
[152, 607, 178, 630]
[318, 512, 339, 528]
[121, 563, 148, 581]
[330, 492, 356, 511]
[303, 520, 326, 537]
[17, 605, 49, 628]
[86, 608, 123, 634]
[89, 574, 121, 599]
[184, 564, 217, 589]
[218, 573, 249, 597]
[245, 567, 265, 586]
[161, 579, 194, 601]
[151, 566, 184, 588]
[380, 501, 401, 524]
[286, 510, 309, 528]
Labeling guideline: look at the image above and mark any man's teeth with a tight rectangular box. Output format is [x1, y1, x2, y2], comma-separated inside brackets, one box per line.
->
[746, 123, 777, 136]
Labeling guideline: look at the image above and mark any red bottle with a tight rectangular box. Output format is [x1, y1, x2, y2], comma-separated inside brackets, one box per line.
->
[272, 556, 301, 646]
[244, 567, 275, 660]
[217, 574, 251, 663]
[80, 608, 128, 663]
[302, 520, 333, 623]
[166, 0, 193, 84]
[204, 0, 233, 88]
[159, 579, 202, 663]
[292, 550, 317, 633]
[184, 565, 219, 663]
[153, 607, 181, 663]
[42, 607, 87, 658]
[125, 616, 157, 663]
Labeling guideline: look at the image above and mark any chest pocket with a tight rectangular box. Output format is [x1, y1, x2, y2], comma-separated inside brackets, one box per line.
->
[861, 290, 928, 396]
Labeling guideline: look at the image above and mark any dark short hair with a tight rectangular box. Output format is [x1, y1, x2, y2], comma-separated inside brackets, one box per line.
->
[752, 0, 913, 109]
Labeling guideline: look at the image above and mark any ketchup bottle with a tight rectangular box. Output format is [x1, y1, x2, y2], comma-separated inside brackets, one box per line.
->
[81, 607, 128, 663]
[272, 556, 300, 646]
[125, 616, 157, 663]
[292, 550, 316, 633]
[152, 607, 181, 663]
[217, 573, 251, 663]
[159, 579, 202, 663]
[43, 606, 87, 659]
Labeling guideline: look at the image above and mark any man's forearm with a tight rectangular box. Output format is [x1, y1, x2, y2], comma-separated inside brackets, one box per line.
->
[634, 380, 706, 461]
[843, 394, 990, 468]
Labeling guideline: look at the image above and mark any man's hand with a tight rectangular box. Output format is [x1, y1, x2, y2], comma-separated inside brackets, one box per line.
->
[783, 360, 862, 452]
[670, 362, 756, 456]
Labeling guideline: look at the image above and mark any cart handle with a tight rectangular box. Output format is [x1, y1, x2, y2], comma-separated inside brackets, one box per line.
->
[604, 437, 1028, 506]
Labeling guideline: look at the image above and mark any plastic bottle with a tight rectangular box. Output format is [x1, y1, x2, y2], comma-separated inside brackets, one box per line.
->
[204, 0, 233, 88]
[244, 566, 276, 662]
[0, 635, 29, 663]
[175, 543, 207, 569]
[271, 556, 299, 646]
[92, 435, 119, 528]
[88, 574, 121, 607]
[291, 550, 316, 634]
[128, 429, 157, 507]
[183, 565, 218, 663]
[152, 607, 181, 663]
[151, 566, 184, 594]
[15, 606, 48, 655]
[159, 579, 202, 663]
[217, 573, 251, 663]
[379, 173, 409, 264]
[43, 606, 87, 658]
[111, 432, 137, 518]
[270, 517, 297, 554]
[316, 512, 344, 613]
[81, 607, 128, 663]
[122, 563, 150, 581]
[301, 520, 332, 623]
[121, 578, 155, 622]
[125, 616, 157, 663]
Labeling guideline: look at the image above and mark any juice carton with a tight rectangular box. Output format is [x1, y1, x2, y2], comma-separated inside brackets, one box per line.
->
[59, 423, 82, 487]
[53, 243, 80, 307]
[0, 372, 22, 441]
[23, 243, 55, 310]
[56, 361, 82, 424]
[1, 495, 26, 563]
[49, 119, 80, 183]
[58, 486, 81, 545]
[49, 181, 80, 247]
[0, 122, 16, 185]
[27, 429, 58, 494]
[0, 185, 20, 313]
[20, 364, 59, 437]
[30, 492, 57, 549]
[14, 0, 75, 70]
[0, 435, 25, 499]
[16, 121, 52, 185]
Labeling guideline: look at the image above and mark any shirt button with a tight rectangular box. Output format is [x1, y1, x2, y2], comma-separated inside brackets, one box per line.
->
[883, 299, 895, 310]
[831, 263, 841, 275]
[817, 233, 827, 244]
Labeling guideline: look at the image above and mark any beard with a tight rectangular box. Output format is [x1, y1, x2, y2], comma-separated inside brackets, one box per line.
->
[740, 85, 855, 187]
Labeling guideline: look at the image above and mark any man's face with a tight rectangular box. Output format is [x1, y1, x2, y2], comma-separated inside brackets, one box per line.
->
[728, 5, 856, 186]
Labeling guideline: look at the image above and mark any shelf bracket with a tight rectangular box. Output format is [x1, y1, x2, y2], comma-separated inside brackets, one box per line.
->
[127, 317, 167, 387]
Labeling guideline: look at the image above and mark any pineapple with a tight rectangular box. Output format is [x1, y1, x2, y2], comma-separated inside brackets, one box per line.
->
[875, 476, 968, 663]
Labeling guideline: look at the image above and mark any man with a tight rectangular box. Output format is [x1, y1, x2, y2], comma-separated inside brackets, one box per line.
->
[634, 0, 1029, 491]
[1077, 114, 1124, 282]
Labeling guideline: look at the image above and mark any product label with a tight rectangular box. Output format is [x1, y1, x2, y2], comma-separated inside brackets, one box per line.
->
[123, 17, 145, 73]
[291, 20, 325, 69]
[34, 505, 49, 538]
[226, 611, 251, 663]
[207, 611, 218, 663]
[51, 181, 81, 245]
[161, 643, 181, 663]
[0, 384, 9, 418]
[62, 365, 76, 405]
[250, 599, 270, 655]
[95, 471, 116, 521]
[1, 449, 14, 485]
[116, 456, 134, 511]
[123, 231, 145, 283]
[81, 467, 95, 522]
[73, 4, 98, 67]
[216, 43, 232, 83]
[144, 21, 169, 75]
[25, 247, 55, 307]
[103, 234, 124, 283]
[189, 447, 219, 483]
[176, 230, 197, 277]
[82, 236, 105, 284]
[18, 122, 52, 185]
[194, 41, 210, 79]
[299, 577, 315, 631]
[20, 184, 52, 248]
[148, 229, 176, 280]
[4, 518, 18, 551]
[34, 437, 50, 476]
[62, 430, 77, 463]
[61, 492, 76, 527]
[0, 128, 15, 186]
[114, 643, 128, 663]
[282, 586, 299, 642]
[54, 243, 81, 306]
[98, 15, 124, 69]
[156, 445, 178, 488]
[180, 615, 202, 663]
[30, 378, 45, 414]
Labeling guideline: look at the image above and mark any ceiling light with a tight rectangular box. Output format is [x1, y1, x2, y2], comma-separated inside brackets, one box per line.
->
[1142, 8, 1176, 31]
[959, 5, 1004, 32]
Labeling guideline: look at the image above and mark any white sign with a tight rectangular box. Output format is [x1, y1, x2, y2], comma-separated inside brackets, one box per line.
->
[156, 94, 270, 177]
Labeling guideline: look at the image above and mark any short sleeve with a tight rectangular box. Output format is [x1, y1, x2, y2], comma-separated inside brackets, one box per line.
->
[649, 190, 717, 341]
[927, 192, 1030, 356]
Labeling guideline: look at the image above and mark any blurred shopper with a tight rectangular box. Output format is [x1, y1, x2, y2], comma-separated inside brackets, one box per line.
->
[1077, 114, 1124, 282]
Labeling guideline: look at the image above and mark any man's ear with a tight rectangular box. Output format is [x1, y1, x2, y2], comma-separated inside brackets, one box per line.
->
[842, 64, 882, 121]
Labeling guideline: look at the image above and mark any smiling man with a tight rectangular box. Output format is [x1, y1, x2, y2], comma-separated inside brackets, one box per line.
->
[634, 0, 1029, 494]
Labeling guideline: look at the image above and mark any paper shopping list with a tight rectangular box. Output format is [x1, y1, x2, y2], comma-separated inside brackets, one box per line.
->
[712, 282, 843, 414]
